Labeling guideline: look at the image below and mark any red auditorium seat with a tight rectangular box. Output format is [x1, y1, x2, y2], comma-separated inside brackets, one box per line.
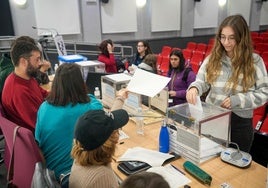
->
[160, 45, 172, 57]
[186, 42, 197, 51]
[204, 44, 213, 57]
[208, 38, 215, 46]
[255, 43, 268, 55]
[261, 51, 268, 70]
[182, 49, 193, 62]
[250, 31, 259, 38]
[259, 32, 268, 39]
[191, 50, 204, 62]
[196, 43, 207, 54]
[156, 54, 163, 75]
[252, 37, 264, 47]
[159, 56, 169, 76]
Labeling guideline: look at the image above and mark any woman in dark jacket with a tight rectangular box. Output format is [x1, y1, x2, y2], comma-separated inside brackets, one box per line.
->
[132, 40, 153, 66]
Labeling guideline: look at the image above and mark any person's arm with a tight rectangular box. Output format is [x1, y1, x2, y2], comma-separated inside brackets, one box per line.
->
[230, 55, 268, 109]
[111, 89, 128, 111]
[98, 54, 116, 66]
[39, 60, 51, 73]
[186, 59, 210, 104]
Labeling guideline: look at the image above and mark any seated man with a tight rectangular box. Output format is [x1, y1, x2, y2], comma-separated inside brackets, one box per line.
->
[2, 37, 48, 133]
[0, 36, 51, 96]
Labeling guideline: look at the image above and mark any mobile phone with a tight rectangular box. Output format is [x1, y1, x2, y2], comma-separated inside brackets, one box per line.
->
[118, 161, 151, 175]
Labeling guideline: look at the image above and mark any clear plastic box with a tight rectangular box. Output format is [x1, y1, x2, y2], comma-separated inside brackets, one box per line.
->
[167, 102, 231, 164]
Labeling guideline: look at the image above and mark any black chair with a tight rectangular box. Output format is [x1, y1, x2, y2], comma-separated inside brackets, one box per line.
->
[86, 71, 109, 98]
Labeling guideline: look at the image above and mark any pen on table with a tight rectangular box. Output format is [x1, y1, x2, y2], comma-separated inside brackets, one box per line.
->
[171, 164, 185, 175]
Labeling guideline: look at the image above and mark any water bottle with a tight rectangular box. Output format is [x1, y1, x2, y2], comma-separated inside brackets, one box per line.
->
[94, 87, 100, 99]
[136, 107, 144, 135]
[159, 120, 169, 153]
[54, 64, 59, 73]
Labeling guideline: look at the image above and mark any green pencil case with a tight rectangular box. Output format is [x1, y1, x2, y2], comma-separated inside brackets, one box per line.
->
[183, 161, 212, 185]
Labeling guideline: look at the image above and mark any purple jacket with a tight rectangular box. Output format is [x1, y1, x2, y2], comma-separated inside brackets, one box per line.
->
[168, 68, 196, 106]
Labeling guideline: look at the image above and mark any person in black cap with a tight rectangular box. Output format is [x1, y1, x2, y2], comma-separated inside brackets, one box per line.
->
[69, 89, 129, 188]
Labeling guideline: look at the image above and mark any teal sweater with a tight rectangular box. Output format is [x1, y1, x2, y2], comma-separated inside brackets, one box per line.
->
[35, 94, 103, 179]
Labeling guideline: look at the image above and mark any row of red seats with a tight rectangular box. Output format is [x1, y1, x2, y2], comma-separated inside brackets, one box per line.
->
[156, 34, 267, 76]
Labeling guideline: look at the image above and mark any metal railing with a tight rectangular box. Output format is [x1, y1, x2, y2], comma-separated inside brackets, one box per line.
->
[0, 36, 134, 59]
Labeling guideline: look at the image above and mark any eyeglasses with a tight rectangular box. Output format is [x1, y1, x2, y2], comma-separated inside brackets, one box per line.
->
[136, 45, 144, 48]
[219, 35, 236, 42]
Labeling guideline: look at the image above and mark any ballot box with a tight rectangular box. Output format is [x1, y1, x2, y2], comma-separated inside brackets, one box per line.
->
[149, 88, 169, 114]
[167, 102, 231, 164]
[101, 74, 139, 110]
[75, 60, 105, 81]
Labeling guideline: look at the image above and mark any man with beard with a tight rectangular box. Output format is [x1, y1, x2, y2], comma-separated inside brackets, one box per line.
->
[2, 38, 48, 133]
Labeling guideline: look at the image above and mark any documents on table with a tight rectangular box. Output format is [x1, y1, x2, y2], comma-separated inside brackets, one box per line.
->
[147, 164, 191, 188]
[117, 147, 174, 167]
[127, 69, 171, 97]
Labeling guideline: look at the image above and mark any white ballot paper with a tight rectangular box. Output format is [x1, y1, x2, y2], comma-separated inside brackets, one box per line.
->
[117, 147, 174, 167]
[188, 96, 203, 120]
[127, 69, 171, 97]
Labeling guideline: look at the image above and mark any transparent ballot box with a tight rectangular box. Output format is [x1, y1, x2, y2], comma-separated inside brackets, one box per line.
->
[167, 102, 231, 164]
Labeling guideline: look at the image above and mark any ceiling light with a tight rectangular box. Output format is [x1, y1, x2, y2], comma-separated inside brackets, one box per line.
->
[218, 0, 227, 6]
[136, 0, 146, 8]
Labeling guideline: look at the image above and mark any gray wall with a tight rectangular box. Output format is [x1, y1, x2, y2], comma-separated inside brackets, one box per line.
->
[8, 0, 268, 45]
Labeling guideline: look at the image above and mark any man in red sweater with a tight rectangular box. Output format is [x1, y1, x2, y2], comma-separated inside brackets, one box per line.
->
[2, 37, 48, 133]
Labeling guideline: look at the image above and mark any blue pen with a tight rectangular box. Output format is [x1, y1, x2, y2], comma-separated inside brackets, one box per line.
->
[171, 164, 186, 175]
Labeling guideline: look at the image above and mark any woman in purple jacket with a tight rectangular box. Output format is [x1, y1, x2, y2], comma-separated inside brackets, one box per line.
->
[167, 50, 196, 106]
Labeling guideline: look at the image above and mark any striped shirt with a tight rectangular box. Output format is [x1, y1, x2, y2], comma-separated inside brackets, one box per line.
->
[189, 53, 268, 118]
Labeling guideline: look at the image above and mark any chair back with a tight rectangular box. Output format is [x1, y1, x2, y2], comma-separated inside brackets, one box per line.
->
[0, 116, 43, 188]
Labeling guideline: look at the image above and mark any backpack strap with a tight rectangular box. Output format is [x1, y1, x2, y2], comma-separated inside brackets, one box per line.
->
[182, 67, 192, 82]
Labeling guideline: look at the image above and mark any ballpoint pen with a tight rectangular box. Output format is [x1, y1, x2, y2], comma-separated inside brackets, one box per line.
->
[171, 164, 186, 175]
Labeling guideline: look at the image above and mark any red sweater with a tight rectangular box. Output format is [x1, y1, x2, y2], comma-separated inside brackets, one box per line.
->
[2, 73, 48, 132]
[98, 53, 117, 73]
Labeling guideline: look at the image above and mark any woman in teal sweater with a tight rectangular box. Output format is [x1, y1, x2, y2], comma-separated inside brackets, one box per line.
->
[35, 63, 103, 180]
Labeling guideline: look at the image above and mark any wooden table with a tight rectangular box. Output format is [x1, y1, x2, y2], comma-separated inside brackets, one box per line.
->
[112, 120, 267, 188]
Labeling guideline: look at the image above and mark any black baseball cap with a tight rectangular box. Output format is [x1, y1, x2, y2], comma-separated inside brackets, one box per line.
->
[74, 109, 129, 151]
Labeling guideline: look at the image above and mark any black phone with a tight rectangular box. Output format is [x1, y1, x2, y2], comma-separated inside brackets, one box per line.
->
[117, 161, 151, 175]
